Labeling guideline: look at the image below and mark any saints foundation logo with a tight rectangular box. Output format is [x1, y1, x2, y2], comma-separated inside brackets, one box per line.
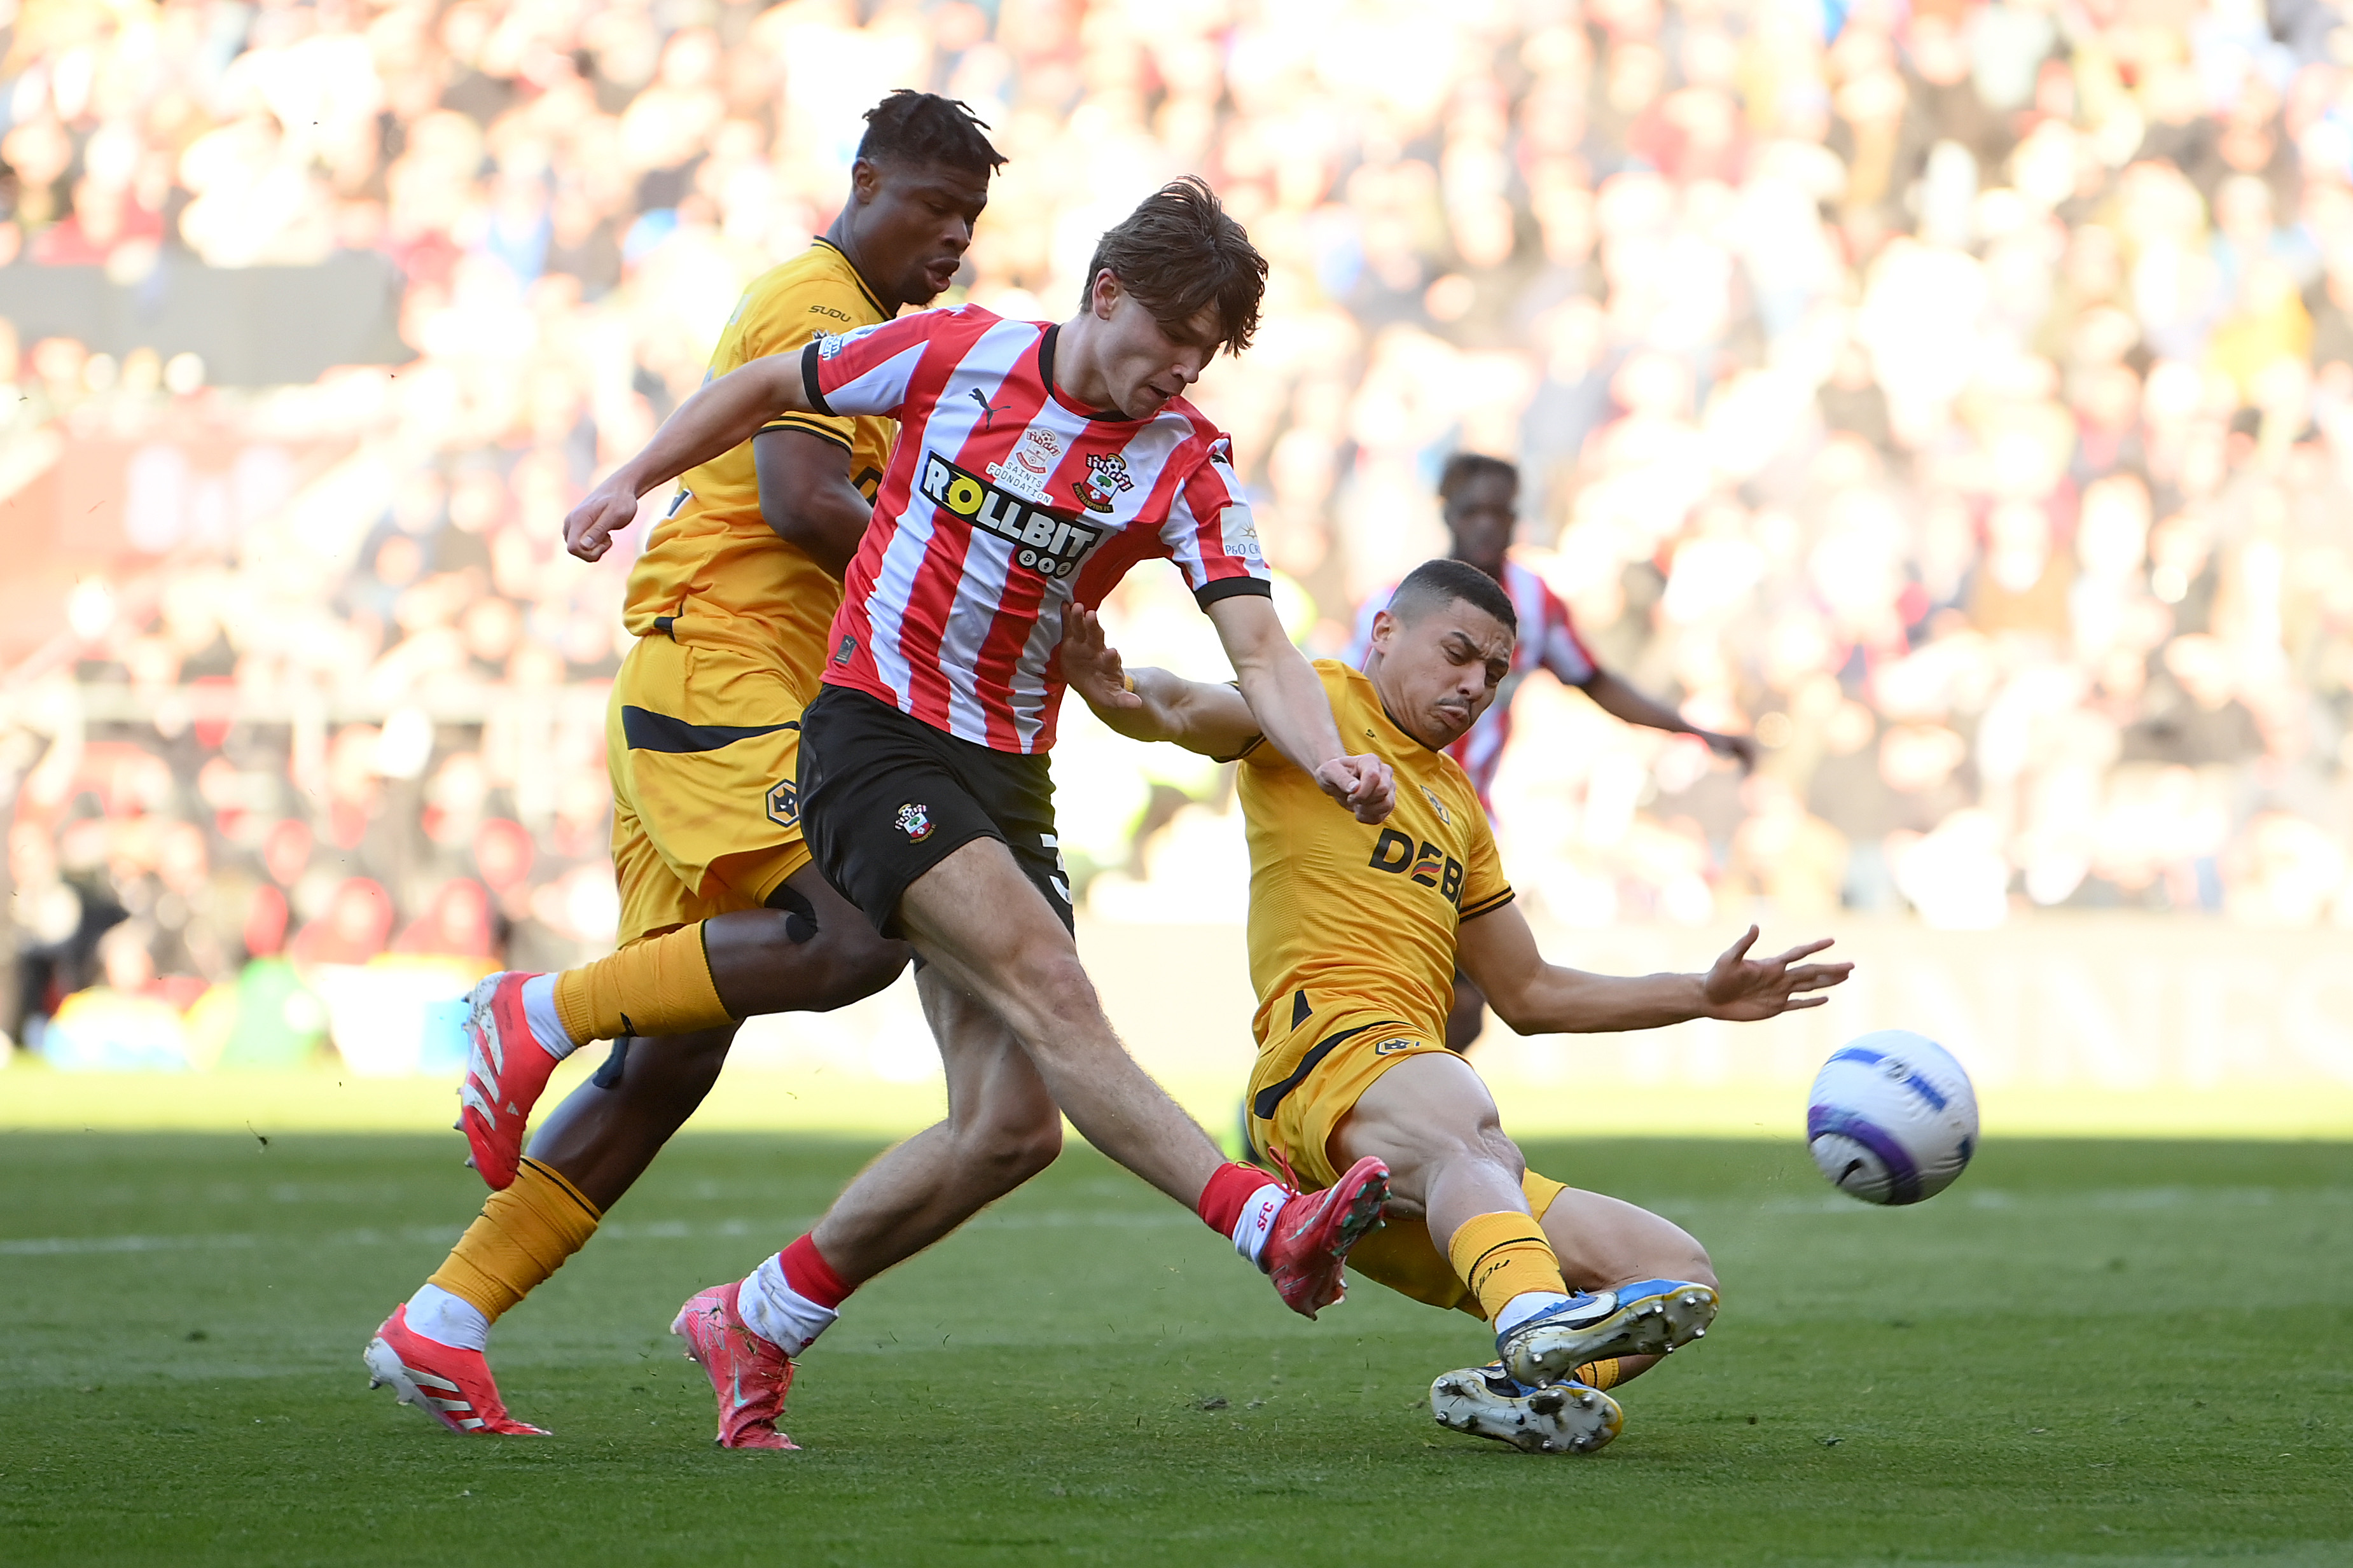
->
[894, 802, 934, 842]
[766, 779, 798, 828]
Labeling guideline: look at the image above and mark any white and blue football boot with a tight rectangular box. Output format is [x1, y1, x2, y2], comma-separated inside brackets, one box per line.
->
[1495, 1279, 1718, 1387]
[1429, 1361, 1623, 1454]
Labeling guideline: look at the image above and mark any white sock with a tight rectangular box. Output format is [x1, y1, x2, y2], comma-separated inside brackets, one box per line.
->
[1229, 1182, 1289, 1267]
[405, 1283, 490, 1352]
[519, 974, 578, 1061]
[735, 1252, 839, 1356]
[1494, 1290, 1577, 1337]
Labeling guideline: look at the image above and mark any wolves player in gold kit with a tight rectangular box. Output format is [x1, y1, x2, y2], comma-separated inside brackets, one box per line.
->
[1059, 559, 1849, 1453]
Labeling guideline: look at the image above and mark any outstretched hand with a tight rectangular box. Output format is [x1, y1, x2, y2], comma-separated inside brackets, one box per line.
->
[564, 485, 642, 562]
[1058, 602, 1142, 712]
[1702, 926, 1851, 1020]
[1704, 730, 1761, 773]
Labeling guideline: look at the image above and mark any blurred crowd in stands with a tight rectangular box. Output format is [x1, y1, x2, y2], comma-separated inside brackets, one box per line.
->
[8, 0, 2353, 1069]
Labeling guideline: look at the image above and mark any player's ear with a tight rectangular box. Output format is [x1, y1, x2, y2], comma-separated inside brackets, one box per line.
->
[1091, 268, 1121, 320]
[849, 156, 882, 207]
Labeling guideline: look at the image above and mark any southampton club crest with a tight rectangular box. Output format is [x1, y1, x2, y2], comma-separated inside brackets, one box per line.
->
[1071, 452, 1135, 513]
[767, 779, 799, 828]
[895, 802, 934, 842]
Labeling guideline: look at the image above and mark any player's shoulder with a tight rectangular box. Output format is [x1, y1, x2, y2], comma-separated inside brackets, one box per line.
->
[742, 240, 887, 328]
[1503, 551, 1571, 614]
[1155, 395, 1234, 454]
[1309, 656, 1378, 717]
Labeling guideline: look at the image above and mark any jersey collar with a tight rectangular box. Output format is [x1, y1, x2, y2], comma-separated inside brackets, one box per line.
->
[812, 236, 889, 321]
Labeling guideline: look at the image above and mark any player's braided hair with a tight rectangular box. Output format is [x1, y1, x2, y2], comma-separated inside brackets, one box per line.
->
[1392, 558, 1518, 633]
[857, 90, 1006, 174]
[1436, 451, 1518, 504]
[1082, 176, 1268, 355]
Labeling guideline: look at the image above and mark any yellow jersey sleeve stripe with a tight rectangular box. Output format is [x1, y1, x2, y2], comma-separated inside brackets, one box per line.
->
[761, 414, 856, 450]
[1459, 888, 1517, 920]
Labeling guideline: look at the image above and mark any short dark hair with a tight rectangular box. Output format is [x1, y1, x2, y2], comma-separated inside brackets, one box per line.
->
[1081, 177, 1267, 355]
[857, 90, 1005, 175]
[1390, 558, 1517, 634]
[1438, 452, 1518, 504]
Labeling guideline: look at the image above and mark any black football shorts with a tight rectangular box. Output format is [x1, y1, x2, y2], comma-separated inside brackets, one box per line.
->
[796, 683, 1074, 939]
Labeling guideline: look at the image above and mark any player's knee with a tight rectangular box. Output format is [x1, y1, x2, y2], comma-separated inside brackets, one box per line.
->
[814, 924, 908, 1010]
[957, 1101, 1062, 1186]
[608, 1027, 733, 1114]
[998, 948, 1106, 1042]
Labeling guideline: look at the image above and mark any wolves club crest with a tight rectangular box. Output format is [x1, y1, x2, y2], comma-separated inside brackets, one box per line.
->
[894, 802, 934, 842]
[767, 779, 798, 828]
[1071, 453, 1134, 513]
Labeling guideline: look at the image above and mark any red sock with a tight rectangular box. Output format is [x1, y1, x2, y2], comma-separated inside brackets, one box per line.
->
[778, 1233, 852, 1310]
[1195, 1162, 1271, 1237]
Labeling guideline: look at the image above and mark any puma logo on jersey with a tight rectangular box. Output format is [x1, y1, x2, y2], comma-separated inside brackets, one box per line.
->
[919, 450, 1104, 579]
[968, 387, 1010, 429]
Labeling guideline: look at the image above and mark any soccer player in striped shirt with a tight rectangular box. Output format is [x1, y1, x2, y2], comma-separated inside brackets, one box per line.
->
[555, 179, 1396, 1445]
[1348, 454, 1761, 1053]
[364, 92, 1003, 1442]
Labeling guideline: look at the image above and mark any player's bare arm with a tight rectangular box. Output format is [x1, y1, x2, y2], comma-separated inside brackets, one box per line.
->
[1581, 667, 1760, 772]
[1455, 911, 1850, 1034]
[754, 429, 872, 578]
[1205, 593, 1394, 822]
[1058, 601, 1260, 756]
[564, 355, 813, 561]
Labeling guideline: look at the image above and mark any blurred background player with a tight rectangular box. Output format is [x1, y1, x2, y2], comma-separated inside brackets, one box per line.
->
[1350, 454, 1762, 1053]
[555, 179, 1396, 1450]
[1064, 562, 1847, 1453]
[364, 92, 1001, 1438]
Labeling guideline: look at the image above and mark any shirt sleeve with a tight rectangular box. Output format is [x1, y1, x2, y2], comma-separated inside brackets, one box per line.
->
[1457, 807, 1515, 920]
[1161, 433, 1274, 608]
[800, 309, 948, 420]
[740, 279, 862, 450]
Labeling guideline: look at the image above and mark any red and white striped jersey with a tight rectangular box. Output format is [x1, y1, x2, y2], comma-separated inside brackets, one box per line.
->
[1347, 553, 1599, 808]
[800, 304, 1270, 753]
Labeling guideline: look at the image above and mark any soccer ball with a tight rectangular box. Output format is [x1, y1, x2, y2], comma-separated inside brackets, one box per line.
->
[1806, 1030, 1979, 1205]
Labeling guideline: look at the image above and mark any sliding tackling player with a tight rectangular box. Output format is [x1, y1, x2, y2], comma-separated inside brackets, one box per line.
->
[527, 178, 1395, 1450]
[1350, 454, 1760, 1053]
[1062, 559, 1848, 1454]
[364, 93, 1000, 1436]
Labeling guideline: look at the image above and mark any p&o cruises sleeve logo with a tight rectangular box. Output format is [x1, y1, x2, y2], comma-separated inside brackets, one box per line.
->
[919, 449, 1104, 579]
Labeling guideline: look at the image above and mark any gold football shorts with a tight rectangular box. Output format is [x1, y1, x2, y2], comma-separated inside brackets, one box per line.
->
[606, 631, 814, 948]
[1246, 1003, 1457, 1193]
[1244, 996, 1566, 1318]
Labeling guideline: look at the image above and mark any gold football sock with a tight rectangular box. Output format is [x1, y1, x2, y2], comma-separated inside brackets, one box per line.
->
[427, 1158, 604, 1323]
[552, 923, 732, 1046]
[1570, 1357, 1623, 1391]
[1447, 1211, 1570, 1324]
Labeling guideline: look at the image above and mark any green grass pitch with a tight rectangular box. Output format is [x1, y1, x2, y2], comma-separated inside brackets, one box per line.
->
[1, 1131, 2347, 1567]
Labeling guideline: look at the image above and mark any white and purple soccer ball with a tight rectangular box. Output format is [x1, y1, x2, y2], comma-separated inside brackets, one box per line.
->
[1806, 1030, 1979, 1206]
